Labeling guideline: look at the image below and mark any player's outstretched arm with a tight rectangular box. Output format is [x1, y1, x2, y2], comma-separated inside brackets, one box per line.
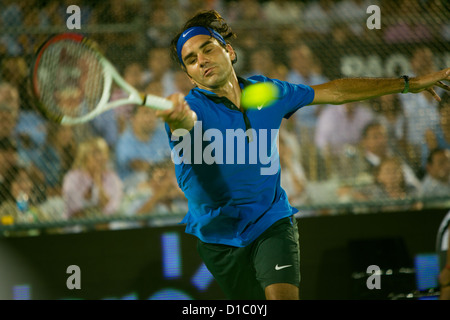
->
[155, 93, 197, 135]
[310, 67, 450, 105]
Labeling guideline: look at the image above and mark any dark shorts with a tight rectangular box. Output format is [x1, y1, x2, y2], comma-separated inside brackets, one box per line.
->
[197, 216, 300, 300]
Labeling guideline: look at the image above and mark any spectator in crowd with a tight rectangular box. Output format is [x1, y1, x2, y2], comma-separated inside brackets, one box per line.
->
[145, 79, 165, 98]
[142, 47, 176, 97]
[279, 126, 310, 207]
[400, 47, 441, 165]
[420, 148, 450, 199]
[34, 123, 76, 197]
[12, 97, 48, 202]
[89, 61, 148, 150]
[0, 138, 19, 206]
[0, 56, 28, 90]
[302, 0, 336, 37]
[137, 163, 187, 216]
[174, 70, 195, 96]
[145, 0, 174, 48]
[13, 103, 48, 178]
[435, 93, 450, 147]
[109, 61, 147, 136]
[286, 44, 329, 142]
[372, 94, 409, 161]
[0, 80, 48, 202]
[0, 82, 20, 141]
[352, 121, 421, 189]
[62, 137, 123, 227]
[115, 106, 171, 184]
[0, 165, 46, 225]
[341, 156, 422, 212]
[383, 0, 433, 44]
[423, 93, 450, 169]
[372, 156, 420, 200]
[93, 0, 143, 57]
[428, 0, 450, 41]
[244, 47, 276, 78]
[226, 0, 266, 23]
[334, 0, 379, 38]
[286, 43, 327, 94]
[315, 101, 375, 155]
[0, 81, 20, 109]
[117, 162, 187, 229]
[262, 0, 302, 26]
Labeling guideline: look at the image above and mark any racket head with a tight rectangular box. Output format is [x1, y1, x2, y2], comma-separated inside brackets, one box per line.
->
[30, 33, 110, 124]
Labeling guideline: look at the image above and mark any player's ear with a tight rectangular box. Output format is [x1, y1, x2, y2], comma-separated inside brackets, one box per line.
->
[225, 44, 236, 62]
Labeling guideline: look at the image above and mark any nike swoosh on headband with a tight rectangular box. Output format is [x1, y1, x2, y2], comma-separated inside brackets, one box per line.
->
[182, 28, 195, 38]
[176, 26, 226, 66]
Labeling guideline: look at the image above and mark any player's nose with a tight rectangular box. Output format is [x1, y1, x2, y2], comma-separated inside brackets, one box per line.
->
[198, 54, 209, 68]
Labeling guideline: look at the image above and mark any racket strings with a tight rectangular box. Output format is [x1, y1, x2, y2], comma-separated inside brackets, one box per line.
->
[35, 39, 105, 119]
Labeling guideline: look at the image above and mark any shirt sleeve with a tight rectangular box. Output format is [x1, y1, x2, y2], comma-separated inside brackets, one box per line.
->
[248, 75, 315, 119]
[275, 79, 315, 119]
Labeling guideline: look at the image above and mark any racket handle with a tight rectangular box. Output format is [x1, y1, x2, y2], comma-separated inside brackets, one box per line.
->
[143, 94, 173, 111]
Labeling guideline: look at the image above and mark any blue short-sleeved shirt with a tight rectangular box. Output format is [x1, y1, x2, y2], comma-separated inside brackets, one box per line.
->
[165, 75, 314, 247]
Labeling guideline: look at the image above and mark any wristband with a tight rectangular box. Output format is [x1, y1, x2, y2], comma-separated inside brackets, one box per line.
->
[400, 75, 409, 94]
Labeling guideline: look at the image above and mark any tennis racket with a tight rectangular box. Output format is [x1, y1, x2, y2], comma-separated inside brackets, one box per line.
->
[31, 33, 173, 125]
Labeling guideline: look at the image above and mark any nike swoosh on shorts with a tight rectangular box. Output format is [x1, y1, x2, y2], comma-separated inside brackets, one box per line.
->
[275, 264, 292, 271]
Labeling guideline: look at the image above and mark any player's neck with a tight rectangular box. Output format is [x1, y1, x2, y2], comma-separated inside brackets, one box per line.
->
[200, 74, 242, 109]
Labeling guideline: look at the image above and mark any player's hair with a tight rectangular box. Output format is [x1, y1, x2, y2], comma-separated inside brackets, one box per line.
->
[170, 10, 237, 70]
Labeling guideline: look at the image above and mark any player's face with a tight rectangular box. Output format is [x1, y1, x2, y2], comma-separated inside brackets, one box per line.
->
[181, 35, 236, 90]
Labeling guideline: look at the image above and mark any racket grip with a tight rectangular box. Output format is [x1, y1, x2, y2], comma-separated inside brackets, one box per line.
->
[143, 94, 173, 111]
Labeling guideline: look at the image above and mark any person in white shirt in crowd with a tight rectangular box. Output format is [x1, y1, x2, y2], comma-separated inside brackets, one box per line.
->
[420, 148, 450, 199]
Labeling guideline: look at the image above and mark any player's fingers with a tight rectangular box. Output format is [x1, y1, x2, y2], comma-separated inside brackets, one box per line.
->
[155, 108, 172, 119]
[436, 80, 450, 91]
[169, 92, 186, 109]
[427, 88, 441, 102]
[156, 93, 186, 118]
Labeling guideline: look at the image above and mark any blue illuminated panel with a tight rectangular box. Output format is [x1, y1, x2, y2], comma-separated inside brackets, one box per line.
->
[414, 253, 440, 291]
[13, 285, 30, 300]
[149, 288, 192, 300]
[161, 232, 181, 279]
[191, 263, 214, 292]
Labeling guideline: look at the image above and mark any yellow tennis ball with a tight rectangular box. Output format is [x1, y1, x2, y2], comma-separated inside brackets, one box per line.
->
[241, 82, 279, 109]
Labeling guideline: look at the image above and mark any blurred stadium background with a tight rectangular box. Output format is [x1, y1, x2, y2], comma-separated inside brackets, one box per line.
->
[0, 0, 449, 300]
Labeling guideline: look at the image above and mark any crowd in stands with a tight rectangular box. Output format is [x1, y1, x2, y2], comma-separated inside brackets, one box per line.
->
[0, 0, 449, 233]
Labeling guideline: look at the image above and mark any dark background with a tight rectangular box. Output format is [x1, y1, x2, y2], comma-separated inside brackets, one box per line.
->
[0, 208, 447, 300]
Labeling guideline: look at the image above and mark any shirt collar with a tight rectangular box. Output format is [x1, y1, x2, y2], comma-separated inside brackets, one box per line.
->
[191, 76, 252, 110]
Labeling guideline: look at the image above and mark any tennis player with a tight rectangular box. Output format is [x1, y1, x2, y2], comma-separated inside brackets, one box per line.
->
[156, 10, 450, 300]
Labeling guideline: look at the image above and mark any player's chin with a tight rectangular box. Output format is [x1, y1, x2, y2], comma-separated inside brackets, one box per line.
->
[202, 74, 223, 88]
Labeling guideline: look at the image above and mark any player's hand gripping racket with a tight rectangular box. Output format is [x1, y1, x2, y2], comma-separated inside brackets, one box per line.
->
[31, 33, 173, 125]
